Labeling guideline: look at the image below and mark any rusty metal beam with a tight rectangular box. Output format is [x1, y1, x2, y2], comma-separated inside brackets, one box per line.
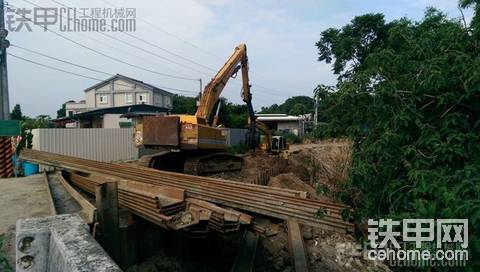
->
[287, 221, 309, 272]
[56, 171, 96, 224]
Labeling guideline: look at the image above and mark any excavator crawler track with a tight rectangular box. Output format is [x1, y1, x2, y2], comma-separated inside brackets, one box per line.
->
[183, 153, 243, 175]
[137, 151, 243, 176]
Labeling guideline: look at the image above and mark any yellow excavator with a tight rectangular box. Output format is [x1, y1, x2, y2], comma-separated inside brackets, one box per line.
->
[133, 44, 284, 174]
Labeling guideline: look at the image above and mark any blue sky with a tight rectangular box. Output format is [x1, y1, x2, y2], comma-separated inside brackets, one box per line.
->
[6, 0, 474, 117]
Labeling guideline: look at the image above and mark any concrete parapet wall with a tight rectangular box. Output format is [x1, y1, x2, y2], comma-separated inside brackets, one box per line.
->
[16, 214, 121, 272]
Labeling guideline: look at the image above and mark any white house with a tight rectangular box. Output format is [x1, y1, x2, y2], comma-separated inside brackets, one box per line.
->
[63, 74, 174, 128]
[256, 113, 307, 137]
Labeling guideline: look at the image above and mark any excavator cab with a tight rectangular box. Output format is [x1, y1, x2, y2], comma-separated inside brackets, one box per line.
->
[271, 136, 287, 153]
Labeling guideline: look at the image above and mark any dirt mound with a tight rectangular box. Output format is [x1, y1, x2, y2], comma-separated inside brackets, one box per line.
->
[287, 140, 352, 195]
[269, 173, 317, 196]
[209, 153, 282, 183]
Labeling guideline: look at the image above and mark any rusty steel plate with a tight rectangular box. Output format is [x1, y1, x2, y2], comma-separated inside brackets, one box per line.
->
[142, 116, 180, 147]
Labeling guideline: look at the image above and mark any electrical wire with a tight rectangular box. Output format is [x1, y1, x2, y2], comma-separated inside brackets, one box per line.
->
[11, 44, 111, 76]
[99, 0, 224, 62]
[8, 52, 106, 81]
[44, 0, 215, 75]
[8, 52, 198, 95]
[8, 1, 305, 101]
[50, 0, 302, 97]
[50, 0, 217, 72]
[13, 0, 204, 80]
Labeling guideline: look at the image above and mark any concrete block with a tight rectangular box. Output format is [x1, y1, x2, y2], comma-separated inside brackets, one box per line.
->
[16, 214, 121, 272]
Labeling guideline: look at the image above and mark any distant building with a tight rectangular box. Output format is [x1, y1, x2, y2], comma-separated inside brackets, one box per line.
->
[256, 113, 307, 137]
[60, 74, 174, 128]
[74, 104, 169, 128]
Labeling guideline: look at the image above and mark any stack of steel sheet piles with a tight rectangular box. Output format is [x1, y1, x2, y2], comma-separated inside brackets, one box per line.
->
[21, 149, 354, 233]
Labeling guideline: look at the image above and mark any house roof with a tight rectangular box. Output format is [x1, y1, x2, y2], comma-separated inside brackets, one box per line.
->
[73, 104, 169, 120]
[84, 74, 174, 96]
[256, 113, 304, 122]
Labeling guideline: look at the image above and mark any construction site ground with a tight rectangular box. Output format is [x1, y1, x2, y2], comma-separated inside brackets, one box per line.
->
[130, 141, 390, 272]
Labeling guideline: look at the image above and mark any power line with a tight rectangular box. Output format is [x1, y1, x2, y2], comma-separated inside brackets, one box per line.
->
[8, 51, 197, 95]
[96, 0, 307, 97]
[51, 0, 217, 72]
[14, 0, 205, 80]
[9, 52, 106, 81]
[8, 2, 305, 102]
[47, 0, 216, 75]
[99, 0, 224, 62]
[11, 44, 111, 76]
[49, 0, 308, 98]
[74, 31, 199, 79]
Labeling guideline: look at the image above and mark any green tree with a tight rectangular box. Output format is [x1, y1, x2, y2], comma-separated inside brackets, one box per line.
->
[18, 115, 54, 150]
[172, 95, 197, 114]
[315, 5, 480, 269]
[10, 104, 22, 120]
[260, 96, 314, 115]
[56, 103, 66, 118]
[218, 98, 248, 128]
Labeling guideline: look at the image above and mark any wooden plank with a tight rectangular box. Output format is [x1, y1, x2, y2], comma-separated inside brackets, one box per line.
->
[287, 221, 309, 272]
[56, 171, 96, 224]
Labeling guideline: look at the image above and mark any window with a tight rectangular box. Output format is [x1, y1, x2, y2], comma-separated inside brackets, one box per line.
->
[164, 96, 171, 107]
[125, 93, 133, 104]
[138, 93, 147, 103]
[99, 95, 108, 104]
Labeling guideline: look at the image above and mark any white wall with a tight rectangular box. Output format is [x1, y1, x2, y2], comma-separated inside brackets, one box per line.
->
[103, 114, 131, 129]
[278, 121, 301, 136]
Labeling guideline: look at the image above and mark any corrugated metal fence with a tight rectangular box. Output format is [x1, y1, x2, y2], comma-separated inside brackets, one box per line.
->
[31, 128, 138, 162]
[221, 128, 248, 146]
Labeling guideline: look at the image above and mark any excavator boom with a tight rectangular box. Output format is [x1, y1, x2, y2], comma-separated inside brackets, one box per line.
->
[195, 43, 254, 125]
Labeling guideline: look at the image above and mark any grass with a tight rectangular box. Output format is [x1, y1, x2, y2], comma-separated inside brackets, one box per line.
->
[0, 234, 12, 272]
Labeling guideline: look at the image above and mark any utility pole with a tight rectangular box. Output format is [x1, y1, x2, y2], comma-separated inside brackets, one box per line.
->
[196, 78, 202, 107]
[314, 96, 318, 126]
[199, 78, 202, 94]
[0, 0, 10, 120]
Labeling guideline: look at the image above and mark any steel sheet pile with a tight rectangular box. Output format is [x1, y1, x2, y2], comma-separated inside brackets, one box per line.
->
[21, 149, 354, 233]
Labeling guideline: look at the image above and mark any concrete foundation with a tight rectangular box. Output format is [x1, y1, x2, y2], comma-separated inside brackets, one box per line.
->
[16, 214, 121, 272]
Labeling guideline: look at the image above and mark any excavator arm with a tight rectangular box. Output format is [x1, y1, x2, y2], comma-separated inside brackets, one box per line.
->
[195, 44, 255, 126]
[195, 43, 256, 147]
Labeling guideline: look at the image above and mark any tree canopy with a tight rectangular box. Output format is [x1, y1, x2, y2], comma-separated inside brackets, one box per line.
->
[315, 4, 480, 269]
[56, 103, 66, 118]
[260, 96, 314, 115]
[171, 95, 197, 115]
[10, 104, 23, 120]
[171, 95, 248, 128]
